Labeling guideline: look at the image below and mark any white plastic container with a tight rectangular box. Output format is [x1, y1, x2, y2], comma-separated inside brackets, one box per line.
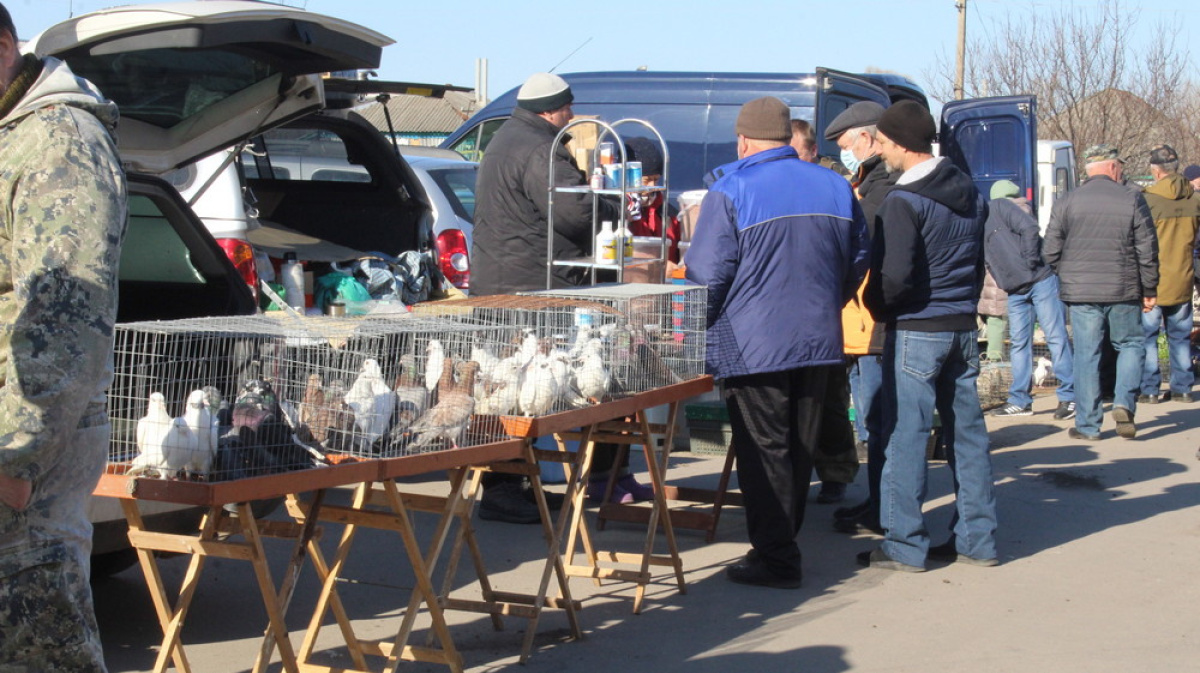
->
[281, 252, 306, 310]
[595, 221, 617, 265]
[618, 224, 634, 262]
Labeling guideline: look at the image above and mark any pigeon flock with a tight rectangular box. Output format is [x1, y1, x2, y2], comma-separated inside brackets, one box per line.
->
[122, 323, 682, 482]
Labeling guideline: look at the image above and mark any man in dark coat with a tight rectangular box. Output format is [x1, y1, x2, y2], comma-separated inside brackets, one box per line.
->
[470, 73, 615, 523]
[472, 72, 615, 294]
[1044, 144, 1158, 441]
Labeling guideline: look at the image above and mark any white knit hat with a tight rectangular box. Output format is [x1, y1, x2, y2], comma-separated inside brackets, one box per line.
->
[517, 73, 573, 113]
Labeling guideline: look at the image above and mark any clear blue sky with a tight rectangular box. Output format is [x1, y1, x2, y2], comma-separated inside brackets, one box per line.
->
[6, 0, 1197, 103]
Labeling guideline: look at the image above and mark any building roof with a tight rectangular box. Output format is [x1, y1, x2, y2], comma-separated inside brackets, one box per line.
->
[356, 90, 479, 135]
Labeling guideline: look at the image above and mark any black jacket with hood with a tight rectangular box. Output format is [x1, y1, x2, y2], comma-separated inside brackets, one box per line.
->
[865, 157, 987, 331]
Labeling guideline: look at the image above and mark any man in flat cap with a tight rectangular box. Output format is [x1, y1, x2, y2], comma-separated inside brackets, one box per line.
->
[1044, 144, 1158, 441]
[860, 100, 997, 572]
[472, 72, 616, 523]
[1137, 144, 1197, 404]
[687, 96, 868, 588]
[823, 100, 896, 536]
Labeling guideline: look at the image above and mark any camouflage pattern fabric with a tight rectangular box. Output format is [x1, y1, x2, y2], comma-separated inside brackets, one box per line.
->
[0, 56, 127, 672]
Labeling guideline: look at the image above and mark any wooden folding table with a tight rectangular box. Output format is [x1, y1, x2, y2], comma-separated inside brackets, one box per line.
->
[93, 460, 378, 673]
[290, 439, 579, 672]
[497, 376, 714, 614]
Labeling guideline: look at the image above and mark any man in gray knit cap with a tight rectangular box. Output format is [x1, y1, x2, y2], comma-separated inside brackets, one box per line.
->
[472, 72, 616, 523]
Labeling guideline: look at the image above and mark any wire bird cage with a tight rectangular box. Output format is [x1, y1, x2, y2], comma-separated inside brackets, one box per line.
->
[109, 314, 515, 482]
[412, 283, 707, 419]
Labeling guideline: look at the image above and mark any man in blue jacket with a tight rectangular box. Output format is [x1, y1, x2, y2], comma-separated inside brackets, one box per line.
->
[860, 101, 998, 572]
[984, 179, 1075, 419]
[686, 97, 869, 589]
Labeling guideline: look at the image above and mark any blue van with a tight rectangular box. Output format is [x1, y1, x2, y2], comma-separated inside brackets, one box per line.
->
[441, 69, 1038, 214]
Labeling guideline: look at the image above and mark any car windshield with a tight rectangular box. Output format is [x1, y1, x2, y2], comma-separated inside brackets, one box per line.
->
[68, 49, 279, 128]
[427, 167, 477, 223]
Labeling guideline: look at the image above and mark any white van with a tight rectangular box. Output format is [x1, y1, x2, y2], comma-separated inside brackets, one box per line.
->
[1036, 140, 1078, 235]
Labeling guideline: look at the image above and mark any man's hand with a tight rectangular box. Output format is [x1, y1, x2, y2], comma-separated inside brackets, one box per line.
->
[0, 473, 32, 511]
[1143, 296, 1157, 312]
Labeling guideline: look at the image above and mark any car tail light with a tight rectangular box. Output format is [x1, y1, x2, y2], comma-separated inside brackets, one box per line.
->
[436, 228, 470, 290]
[216, 237, 259, 300]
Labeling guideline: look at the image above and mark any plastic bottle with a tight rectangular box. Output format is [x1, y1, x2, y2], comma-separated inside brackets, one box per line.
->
[590, 166, 605, 190]
[595, 221, 616, 265]
[281, 252, 306, 310]
[618, 223, 634, 262]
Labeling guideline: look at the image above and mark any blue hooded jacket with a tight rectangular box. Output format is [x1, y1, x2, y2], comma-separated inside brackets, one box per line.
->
[685, 145, 869, 379]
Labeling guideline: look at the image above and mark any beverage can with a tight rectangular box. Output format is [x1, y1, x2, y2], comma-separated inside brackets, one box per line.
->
[625, 161, 643, 186]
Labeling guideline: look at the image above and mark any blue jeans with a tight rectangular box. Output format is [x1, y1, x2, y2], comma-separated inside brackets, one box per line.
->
[1069, 302, 1143, 436]
[1141, 301, 1194, 395]
[1007, 275, 1074, 407]
[850, 354, 885, 516]
[879, 330, 997, 567]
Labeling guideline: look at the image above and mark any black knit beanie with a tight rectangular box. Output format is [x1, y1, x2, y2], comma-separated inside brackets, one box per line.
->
[877, 100, 937, 154]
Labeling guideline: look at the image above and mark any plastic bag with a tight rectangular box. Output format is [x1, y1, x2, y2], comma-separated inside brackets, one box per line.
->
[332, 251, 443, 306]
[314, 272, 371, 312]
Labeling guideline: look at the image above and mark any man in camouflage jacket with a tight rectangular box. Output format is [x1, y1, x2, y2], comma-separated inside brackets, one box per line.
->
[0, 4, 127, 670]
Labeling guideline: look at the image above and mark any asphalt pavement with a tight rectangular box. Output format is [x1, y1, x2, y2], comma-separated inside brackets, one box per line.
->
[94, 392, 1200, 672]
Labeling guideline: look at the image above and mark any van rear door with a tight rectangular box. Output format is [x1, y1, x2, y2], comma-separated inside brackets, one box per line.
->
[814, 68, 892, 159]
[939, 95, 1038, 215]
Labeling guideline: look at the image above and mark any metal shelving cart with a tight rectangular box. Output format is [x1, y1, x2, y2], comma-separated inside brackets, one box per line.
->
[545, 118, 670, 288]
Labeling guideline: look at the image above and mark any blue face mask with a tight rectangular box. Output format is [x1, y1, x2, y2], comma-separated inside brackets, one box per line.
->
[840, 148, 861, 175]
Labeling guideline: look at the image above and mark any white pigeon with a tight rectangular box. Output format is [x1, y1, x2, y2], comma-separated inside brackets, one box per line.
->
[424, 339, 445, 394]
[574, 338, 611, 403]
[344, 358, 396, 452]
[549, 346, 588, 409]
[519, 345, 559, 417]
[181, 389, 217, 479]
[129, 392, 191, 478]
[510, 329, 539, 370]
[409, 361, 479, 451]
[1033, 356, 1053, 387]
[470, 346, 500, 389]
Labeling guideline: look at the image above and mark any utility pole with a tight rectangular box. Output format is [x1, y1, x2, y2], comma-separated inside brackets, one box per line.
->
[954, 0, 967, 100]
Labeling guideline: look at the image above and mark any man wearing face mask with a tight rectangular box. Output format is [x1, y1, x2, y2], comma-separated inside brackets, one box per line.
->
[820, 101, 896, 535]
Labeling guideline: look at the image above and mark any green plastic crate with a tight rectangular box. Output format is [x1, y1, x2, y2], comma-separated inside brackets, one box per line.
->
[685, 401, 729, 422]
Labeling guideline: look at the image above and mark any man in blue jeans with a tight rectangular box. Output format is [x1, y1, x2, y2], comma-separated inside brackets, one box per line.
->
[859, 101, 997, 572]
[983, 179, 1075, 419]
[1044, 144, 1158, 440]
[1138, 145, 1198, 404]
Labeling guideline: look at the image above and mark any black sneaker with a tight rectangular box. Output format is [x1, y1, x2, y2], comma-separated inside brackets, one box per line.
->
[927, 539, 1000, 567]
[834, 499, 870, 521]
[816, 481, 847, 504]
[725, 559, 803, 589]
[990, 403, 1032, 417]
[1053, 401, 1076, 420]
[1068, 427, 1101, 442]
[855, 548, 925, 572]
[833, 513, 884, 536]
[479, 481, 540, 524]
[1112, 406, 1136, 439]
